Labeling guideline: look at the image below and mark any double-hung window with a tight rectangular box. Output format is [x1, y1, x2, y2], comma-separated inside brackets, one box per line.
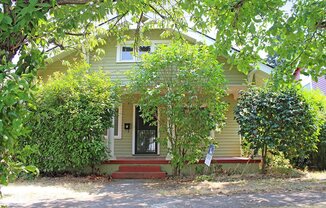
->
[117, 45, 151, 62]
[117, 40, 170, 62]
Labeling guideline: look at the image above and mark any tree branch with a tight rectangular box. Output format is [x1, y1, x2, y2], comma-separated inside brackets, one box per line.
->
[56, 0, 93, 5]
[65, 32, 90, 36]
[97, 15, 120, 27]
[133, 12, 143, 52]
[148, 4, 166, 19]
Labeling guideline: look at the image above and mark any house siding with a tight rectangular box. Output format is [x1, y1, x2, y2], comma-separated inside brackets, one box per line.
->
[89, 30, 246, 86]
[215, 95, 241, 157]
[37, 52, 77, 81]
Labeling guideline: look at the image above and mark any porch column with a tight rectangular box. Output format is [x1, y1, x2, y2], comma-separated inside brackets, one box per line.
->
[109, 127, 116, 160]
[166, 140, 172, 160]
[165, 118, 173, 160]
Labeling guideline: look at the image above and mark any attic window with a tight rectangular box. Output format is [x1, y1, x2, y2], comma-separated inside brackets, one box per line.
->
[116, 41, 171, 62]
[118, 45, 151, 62]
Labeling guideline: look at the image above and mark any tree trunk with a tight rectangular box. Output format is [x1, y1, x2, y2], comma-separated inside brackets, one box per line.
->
[261, 144, 268, 174]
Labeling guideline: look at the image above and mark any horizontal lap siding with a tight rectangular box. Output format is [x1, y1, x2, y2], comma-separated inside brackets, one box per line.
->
[223, 63, 247, 85]
[114, 103, 133, 157]
[38, 55, 76, 81]
[215, 95, 241, 157]
[90, 30, 167, 84]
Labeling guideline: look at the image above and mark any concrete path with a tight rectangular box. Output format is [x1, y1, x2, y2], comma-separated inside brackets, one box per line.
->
[1, 179, 326, 207]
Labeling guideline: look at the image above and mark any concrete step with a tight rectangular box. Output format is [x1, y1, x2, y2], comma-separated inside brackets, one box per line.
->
[118, 165, 161, 172]
[111, 171, 167, 179]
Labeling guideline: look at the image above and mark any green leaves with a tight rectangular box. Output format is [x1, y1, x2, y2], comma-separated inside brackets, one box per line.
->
[21, 63, 120, 174]
[179, 0, 326, 82]
[234, 86, 320, 172]
[129, 41, 227, 175]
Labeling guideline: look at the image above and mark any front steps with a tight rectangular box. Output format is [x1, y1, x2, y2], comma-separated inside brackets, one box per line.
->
[111, 165, 167, 179]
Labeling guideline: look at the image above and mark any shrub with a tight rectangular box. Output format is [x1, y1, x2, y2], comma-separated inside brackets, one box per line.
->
[234, 86, 319, 173]
[302, 89, 326, 170]
[21, 63, 119, 174]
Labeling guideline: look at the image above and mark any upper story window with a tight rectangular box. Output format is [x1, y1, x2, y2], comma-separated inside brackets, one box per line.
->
[118, 45, 151, 62]
[116, 40, 170, 63]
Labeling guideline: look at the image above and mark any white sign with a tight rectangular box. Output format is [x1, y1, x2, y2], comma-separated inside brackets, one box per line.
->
[204, 144, 215, 166]
[205, 154, 213, 166]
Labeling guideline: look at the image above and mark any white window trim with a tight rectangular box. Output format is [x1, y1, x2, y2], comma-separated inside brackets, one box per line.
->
[114, 105, 122, 139]
[116, 40, 171, 63]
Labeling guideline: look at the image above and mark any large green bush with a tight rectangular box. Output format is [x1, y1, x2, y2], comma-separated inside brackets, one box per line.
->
[22, 64, 119, 174]
[302, 89, 326, 170]
[234, 86, 319, 173]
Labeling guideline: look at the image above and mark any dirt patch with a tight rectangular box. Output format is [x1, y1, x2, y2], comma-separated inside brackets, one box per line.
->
[145, 171, 326, 196]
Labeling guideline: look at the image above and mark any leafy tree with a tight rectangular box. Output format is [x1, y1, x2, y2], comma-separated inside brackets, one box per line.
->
[19, 63, 119, 175]
[0, 49, 44, 186]
[234, 86, 319, 173]
[129, 42, 227, 176]
[180, 0, 326, 83]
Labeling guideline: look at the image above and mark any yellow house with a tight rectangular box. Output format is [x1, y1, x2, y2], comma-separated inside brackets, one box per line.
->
[39, 29, 270, 178]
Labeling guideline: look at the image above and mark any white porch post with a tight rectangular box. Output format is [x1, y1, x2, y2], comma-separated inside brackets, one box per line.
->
[165, 118, 173, 160]
[109, 126, 116, 160]
[166, 140, 172, 160]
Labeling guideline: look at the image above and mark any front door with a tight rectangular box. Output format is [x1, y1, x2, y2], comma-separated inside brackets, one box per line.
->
[135, 106, 157, 154]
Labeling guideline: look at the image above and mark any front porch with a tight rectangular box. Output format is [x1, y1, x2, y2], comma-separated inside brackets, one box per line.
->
[100, 157, 261, 178]
[106, 94, 246, 160]
[102, 93, 260, 178]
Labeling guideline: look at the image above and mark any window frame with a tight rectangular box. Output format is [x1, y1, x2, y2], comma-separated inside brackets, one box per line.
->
[116, 40, 170, 63]
[113, 105, 122, 139]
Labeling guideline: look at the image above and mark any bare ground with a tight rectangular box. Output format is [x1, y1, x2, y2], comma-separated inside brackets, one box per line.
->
[1, 171, 326, 208]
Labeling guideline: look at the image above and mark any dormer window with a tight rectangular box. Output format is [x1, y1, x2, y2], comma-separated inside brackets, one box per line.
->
[116, 40, 170, 63]
[117, 44, 151, 62]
